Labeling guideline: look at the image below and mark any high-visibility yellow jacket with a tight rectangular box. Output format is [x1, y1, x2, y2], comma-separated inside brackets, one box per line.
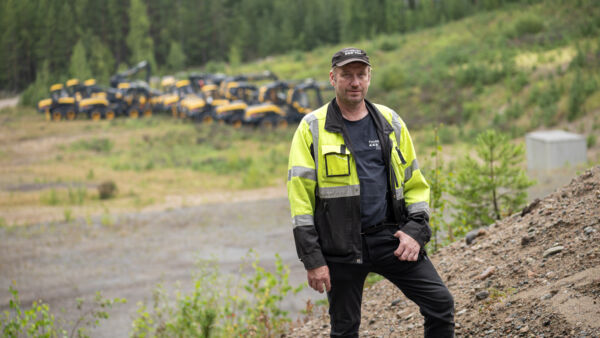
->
[287, 99, 430, 270]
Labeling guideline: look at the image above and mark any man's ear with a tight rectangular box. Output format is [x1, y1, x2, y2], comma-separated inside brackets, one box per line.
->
[329, 70, 335, 86]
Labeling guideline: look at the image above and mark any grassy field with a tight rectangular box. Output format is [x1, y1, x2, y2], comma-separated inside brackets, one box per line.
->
[0, 107, 294, 226]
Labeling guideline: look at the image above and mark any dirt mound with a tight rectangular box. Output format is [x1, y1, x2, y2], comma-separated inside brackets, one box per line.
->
[290, 166, 600, 337]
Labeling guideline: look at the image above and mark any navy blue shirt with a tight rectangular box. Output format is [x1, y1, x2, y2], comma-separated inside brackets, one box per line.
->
[343, 113, 388, 230]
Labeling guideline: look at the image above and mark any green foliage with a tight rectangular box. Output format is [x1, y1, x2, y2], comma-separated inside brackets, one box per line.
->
[41, 188, 60, 206]
[587, 134, 597, 148]
[70, 39, 92, 80]
[64, 208, 73, 222]
[505, 14, 545, 38]
[167, 41, 186, 72]
[126, 0, 156, 69]
[568, 71, 597, 121]
[364, 273, 384, 289]
[427, 126, 451, 252]
[449, 130, 535, 235]
[0, 284, 124, 337]
[71, 138, 114, 153]
[131, 253, 303, 337]
[20, 61, 52, 107]
[98, 181, 118, 200]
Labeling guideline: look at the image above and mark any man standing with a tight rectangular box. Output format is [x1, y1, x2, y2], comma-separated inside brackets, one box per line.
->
[287, 47, 454, 337]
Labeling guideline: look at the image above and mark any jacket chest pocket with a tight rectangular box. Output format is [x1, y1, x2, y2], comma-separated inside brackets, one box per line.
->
[322, 145, 351, 177]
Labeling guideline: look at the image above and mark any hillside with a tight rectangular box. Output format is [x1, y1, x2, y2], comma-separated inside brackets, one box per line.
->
[291, 166, 600, 337]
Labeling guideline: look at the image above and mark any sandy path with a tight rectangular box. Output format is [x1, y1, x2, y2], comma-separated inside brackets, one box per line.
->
[0, 197, 321, 337]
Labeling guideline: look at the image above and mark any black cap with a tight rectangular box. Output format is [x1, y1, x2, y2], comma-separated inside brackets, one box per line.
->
[331, 47, 371, 67]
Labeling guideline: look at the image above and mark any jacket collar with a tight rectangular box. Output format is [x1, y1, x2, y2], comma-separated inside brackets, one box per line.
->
[325, 98, 394, 136]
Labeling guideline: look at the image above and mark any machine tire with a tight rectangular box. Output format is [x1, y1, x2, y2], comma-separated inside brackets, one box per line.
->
[45, 110, 51, 121]
[259, 119, 274, 130]
[106, 111, 115, 120]
[66, 110, 77, 121]
[129, 109, 139, 119]
[91, 111, 102, 121]
[52, 111, 62, 121]
[202, 115, 213, 124]
[171, 106, 178, 118]
[232, 119, 242, 129]
[277, 119, 288, 129]
[143, 109, 152, 118]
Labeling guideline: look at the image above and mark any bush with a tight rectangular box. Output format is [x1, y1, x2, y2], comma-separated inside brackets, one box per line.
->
[98, 181, 118, 199]
[71, 138, 114, 153]
[131, 253, 303, 337]
[588, 134, 597, 148]
[506, 15, 545, 38]
[1, 285, 124, 337]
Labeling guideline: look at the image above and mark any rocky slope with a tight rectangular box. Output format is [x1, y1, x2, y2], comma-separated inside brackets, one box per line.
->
[290, 166, 600, 337]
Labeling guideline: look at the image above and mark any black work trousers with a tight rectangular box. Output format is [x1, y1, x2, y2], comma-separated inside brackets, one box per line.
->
[326, 227, 454, 337]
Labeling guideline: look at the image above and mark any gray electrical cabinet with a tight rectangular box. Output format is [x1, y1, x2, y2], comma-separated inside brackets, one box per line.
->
[525, 130, 587, 170]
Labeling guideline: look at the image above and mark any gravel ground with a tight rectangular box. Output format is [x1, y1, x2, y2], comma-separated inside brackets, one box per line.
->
[291, 166, 600, 337]
[0, 197, 322, 337]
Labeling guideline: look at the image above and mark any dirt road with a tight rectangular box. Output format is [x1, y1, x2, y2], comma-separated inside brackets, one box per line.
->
[0, 195, 321, 337]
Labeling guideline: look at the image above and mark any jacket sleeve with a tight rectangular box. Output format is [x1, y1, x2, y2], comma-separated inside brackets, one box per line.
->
[397, 117, 432, 249]
[287, 119, 326, 270]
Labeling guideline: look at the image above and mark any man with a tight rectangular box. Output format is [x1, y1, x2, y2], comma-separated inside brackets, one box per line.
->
[287, 47, 454, 337]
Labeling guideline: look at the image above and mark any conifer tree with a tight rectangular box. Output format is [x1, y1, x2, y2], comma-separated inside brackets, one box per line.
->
[167, 41, 186, 72]
[449, 130, 534, 233]
[69, 40, 92, 80]
[126, 0, 156, 70]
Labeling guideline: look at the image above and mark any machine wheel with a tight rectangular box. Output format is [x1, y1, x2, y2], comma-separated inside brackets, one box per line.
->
[129, 109, 139, 119]
[202, 115, 213, 124]
[232, 119, 242, 129]
[106, 111, 115, 120]
[66, 110, 77, 121]
[91, 111, 102, 121]
[276, 119, 288, 129]
[259, 119, 274, 130]
[143, 109, 152, 118]
[171, 106, 178, 118]
[52, 111, 62, 121]
[45, 110, 51, 121]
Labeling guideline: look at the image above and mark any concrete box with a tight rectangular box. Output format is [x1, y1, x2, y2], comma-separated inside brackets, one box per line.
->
[525, 130, 587, 170]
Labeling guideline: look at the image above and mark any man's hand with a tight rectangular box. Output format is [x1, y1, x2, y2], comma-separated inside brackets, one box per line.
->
[393, 230, 420, 261]
[307, 265, 331, 293]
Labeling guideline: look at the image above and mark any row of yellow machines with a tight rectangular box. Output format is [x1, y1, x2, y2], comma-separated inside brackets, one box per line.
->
[38, 68, 332, 128]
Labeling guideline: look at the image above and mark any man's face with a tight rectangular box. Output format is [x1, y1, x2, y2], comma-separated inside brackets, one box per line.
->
[329, 62, 371, 106]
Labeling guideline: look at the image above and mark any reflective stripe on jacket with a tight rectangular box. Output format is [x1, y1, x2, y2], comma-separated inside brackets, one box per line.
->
[287, 99, 430, 270]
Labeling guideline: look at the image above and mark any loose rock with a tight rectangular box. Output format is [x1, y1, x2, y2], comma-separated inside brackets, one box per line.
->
[475, 290, 490, 300]
[543, 246, 564, 258]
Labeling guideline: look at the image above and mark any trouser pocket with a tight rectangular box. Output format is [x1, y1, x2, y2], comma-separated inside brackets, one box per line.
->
[363, 227, 399, 262]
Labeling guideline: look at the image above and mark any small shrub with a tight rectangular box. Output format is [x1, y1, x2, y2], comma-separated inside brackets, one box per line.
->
[1, 285, 124, 337]
[98, 181, 118, 199]
[64, 209, 73, 223]
[568, 71, 586, 121]
[41, 188, 60, 205]
[378, 38, 398, 51]
[130, 253, 303, 337]
[68, 186, 87, 205]
[588, 134, 597, 148]
[506, 15, 545, 38]
[71, 138, 114, 153]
